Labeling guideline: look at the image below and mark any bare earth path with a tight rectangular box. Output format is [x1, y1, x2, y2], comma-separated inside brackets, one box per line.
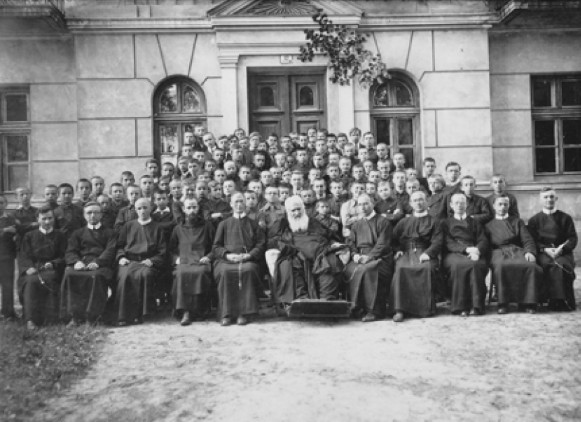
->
[37, 277, 581, 422]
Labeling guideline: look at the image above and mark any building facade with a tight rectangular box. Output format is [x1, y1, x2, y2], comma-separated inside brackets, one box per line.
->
[0, 0, 580, 230]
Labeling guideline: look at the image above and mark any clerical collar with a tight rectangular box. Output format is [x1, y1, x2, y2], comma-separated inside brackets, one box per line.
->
[364, 211, 376, 220]
[39, 227, 54, 234]
[87, 223, 102, 230]
[495, 214, 509, 220]
[414, 211, 428, 217]
[138, 218, 152, 226]
[542, 208, 557, 215]
[232, 212, 246, 219]
[154, 208, 170, 214]
[17, 205, 31, 210]
[454, 213, 467, 221]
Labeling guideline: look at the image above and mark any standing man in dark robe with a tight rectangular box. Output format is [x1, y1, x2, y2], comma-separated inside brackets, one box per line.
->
[114, 198, 166, 326]
[61, 202, 116, 326]
[426, 174, 448, 221]
[169, 198, 215, 326]
[344, 194, 393, 322]
[54, 183, 85, 239]
[449, 175, 493, 224]
[213, 192, 265, 326]
[0, 195, 18, 320]
[527, 187, 578, 311]
[272, 196, 346, 315]
[18, 206, 67, 329]
[390, 191, 443, 323]
[14, 187, 38, 247]
[485, 195, 542, 314]
[442, 193, 489, 316]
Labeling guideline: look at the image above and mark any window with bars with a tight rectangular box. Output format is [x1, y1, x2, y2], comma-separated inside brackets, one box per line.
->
[0, 87, 30, 192]
[532, 75, 581, 175]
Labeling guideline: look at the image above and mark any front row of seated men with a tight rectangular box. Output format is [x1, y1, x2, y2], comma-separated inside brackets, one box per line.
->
[15, 187, 577, 329]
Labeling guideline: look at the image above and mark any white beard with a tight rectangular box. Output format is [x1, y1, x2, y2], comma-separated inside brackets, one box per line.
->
[288, 214, 309, 232]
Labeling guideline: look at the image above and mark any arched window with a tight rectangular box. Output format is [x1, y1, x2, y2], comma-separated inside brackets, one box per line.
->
[154, 77, 206, 163]
[370, 73, 420, 169]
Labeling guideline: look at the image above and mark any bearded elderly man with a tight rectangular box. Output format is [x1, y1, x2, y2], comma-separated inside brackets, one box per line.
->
[344, 194, 394, 322]
[272, 196, 346, 314]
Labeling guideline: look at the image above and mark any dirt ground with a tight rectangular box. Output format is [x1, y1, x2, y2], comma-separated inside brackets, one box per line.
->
[36, 274, 581, 422]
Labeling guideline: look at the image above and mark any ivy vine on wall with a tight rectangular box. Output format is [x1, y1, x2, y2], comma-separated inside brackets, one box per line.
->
[298, 12, 389, 87]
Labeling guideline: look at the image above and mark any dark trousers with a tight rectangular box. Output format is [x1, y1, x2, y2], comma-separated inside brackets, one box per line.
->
[0, 258, 15, 317]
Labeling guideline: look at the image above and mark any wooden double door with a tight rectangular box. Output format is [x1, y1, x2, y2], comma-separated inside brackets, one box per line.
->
[248, 70, 327, 138]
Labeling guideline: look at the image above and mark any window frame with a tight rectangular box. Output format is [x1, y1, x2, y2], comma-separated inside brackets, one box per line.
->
[531, 74, 581, 176]
[153, 77, 207, 163]
[0, 86, 31, 192]
[369, 74, 420, 170]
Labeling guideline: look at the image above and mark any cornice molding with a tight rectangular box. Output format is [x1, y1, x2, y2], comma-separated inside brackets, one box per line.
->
[66, 18, 212, 34]
[360, 13, 497, 31]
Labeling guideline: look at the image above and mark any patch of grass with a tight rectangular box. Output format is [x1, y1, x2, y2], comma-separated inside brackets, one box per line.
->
[0, 321, 107, 421]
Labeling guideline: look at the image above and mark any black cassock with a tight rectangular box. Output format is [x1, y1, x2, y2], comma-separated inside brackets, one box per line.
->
[345, 214, 393, 317]
[527, 211, 578, 310]
[114, 220, 166, 323]
[485, 217, 542, 306]
[213, 216, 265, 319]
[18, 229, 67, 325]
[390, 214, 442, 317]
[60, 225, 116, 322]
[442, 216, 489, 313]
[272, 218, 344, 304]
[169, 219, 215, 317]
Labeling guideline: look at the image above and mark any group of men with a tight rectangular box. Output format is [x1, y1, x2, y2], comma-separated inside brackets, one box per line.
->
[0, 126, 577, 329]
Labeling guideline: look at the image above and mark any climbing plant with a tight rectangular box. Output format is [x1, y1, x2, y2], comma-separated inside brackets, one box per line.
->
[298, 12, 389, 87]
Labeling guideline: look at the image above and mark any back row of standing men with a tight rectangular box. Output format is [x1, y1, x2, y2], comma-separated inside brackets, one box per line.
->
[0, 127, 577, 328]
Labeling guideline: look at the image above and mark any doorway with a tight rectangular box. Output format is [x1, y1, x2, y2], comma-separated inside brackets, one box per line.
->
[248, 68, 327, 138]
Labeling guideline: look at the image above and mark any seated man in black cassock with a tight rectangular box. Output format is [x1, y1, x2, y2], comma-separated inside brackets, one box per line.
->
[442, 193, 489, 317]
[114, 198, 166, 326]
[18, 206, 67, 329]
[272, 196, 345, 315]
[61, 202, 116, 326]
[527, 187, 578, 311]
[485, 195, 542, 315]
[169, 198, 215, 326]
[344, 194, 393, 322]
[213, 192, 265, 327]
[390, 191, 442, 323]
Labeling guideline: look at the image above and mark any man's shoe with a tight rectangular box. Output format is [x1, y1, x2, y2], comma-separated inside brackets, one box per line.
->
[237, 316, 248, 326]
[393, 312, 404, 323]
[66, 319, 78, 328]
[283, 303, 291, 317]
[117, 320, 127, 327]
[526, 306, 537, 314]
[497, 306, 508, 315]
[180, 312, 192, 326]
[221, 318, 231, 327]
[470, 308, 482, 316]
[26, 320, 37, 330]
[361, 313, 377, 322]
[460, 310, 469, 317]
